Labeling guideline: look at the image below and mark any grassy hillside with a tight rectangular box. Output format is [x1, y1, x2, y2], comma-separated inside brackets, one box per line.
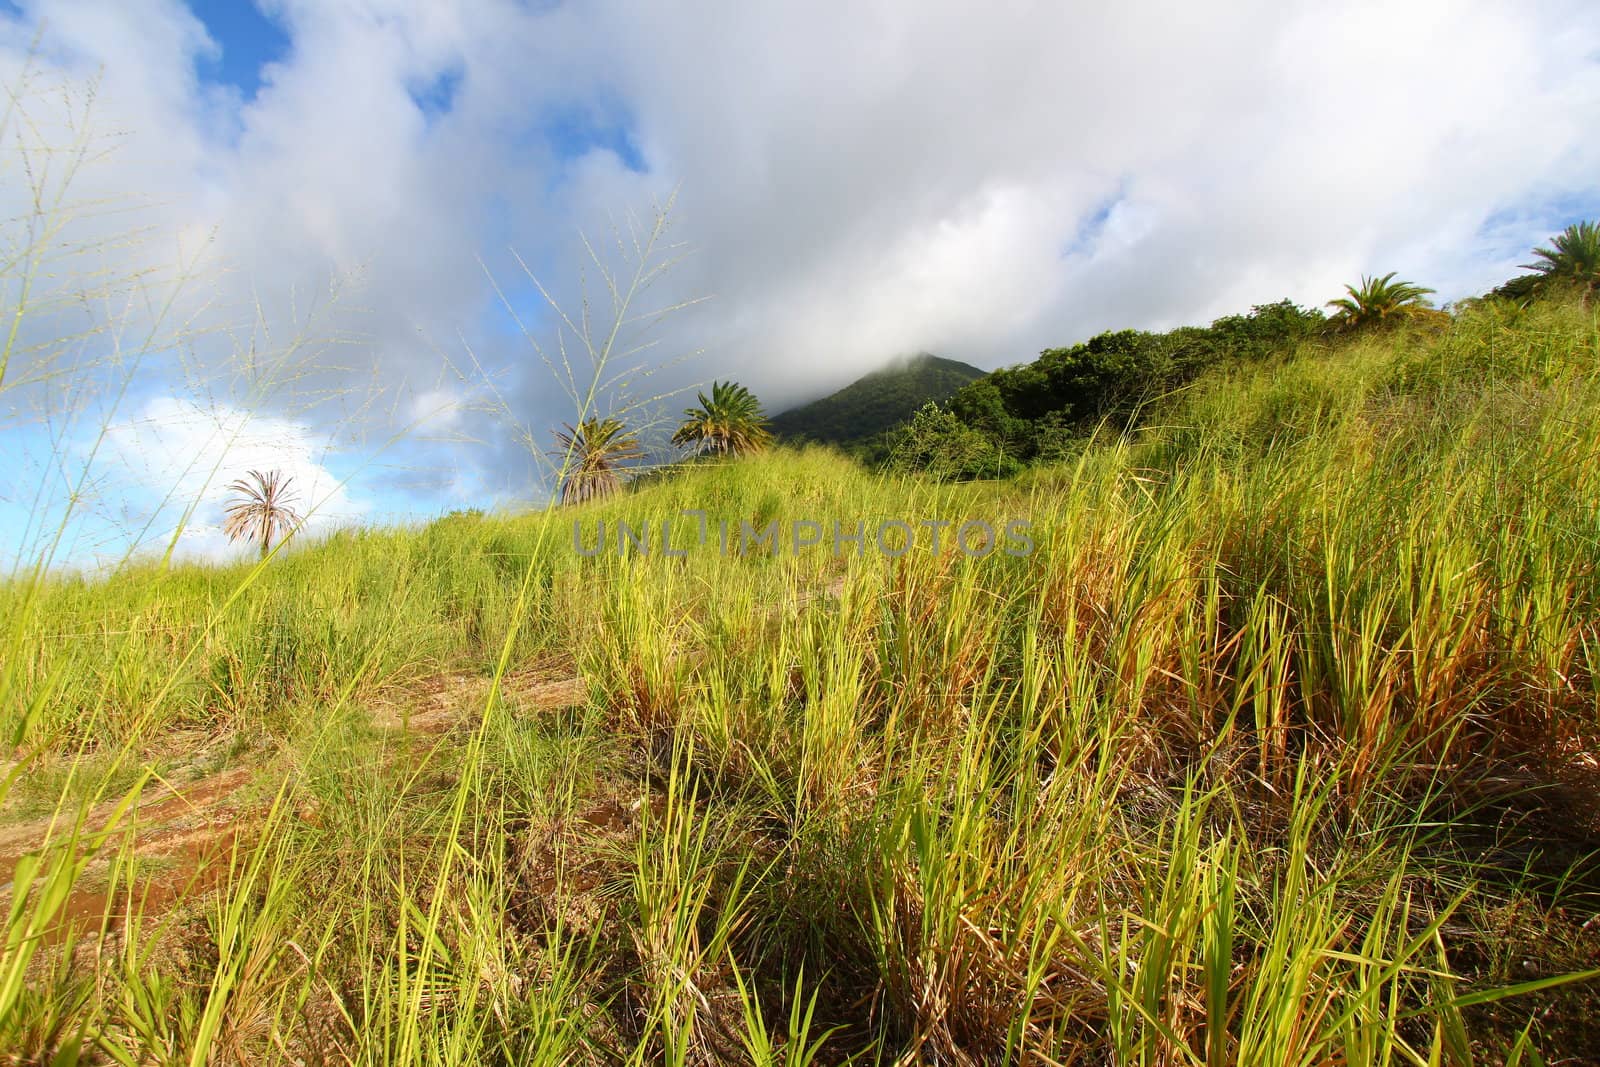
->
[4, 301, 1600, 1062]
[769, 352, 985, 446]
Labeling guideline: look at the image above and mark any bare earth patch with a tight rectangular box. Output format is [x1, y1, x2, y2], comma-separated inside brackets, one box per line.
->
[0, 666, 590, 941]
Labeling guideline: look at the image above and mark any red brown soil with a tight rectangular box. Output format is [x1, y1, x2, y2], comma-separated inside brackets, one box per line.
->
[0, 668, 588, 943]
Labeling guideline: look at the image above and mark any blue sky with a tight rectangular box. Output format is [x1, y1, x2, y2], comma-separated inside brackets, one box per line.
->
[188, 0, 290, 100]
[1, 0, 1598, 568]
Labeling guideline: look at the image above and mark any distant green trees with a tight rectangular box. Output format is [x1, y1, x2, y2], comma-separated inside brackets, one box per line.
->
[882, 300, 1325, 479]
[887, 402, 1020, 481]
[877, 222, 1600, 480]
[672, 380, 773, 457]
[1495, 221, 1600, 305]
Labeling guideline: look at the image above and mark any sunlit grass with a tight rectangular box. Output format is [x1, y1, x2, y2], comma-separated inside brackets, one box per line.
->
[4, 301, 1600, 1061]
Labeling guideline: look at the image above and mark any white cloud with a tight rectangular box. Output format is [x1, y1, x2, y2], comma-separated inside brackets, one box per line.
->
[97, 396, 368, 562]
[1, 0, 1597, 546]
[407, 387, 468, 435]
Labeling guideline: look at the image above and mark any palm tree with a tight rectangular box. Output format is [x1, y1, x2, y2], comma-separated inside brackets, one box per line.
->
[551, 417, 644, 505]
[222, 469, 302, 559]
[1325, 273, 1437, 332]
[670, 380, 773, 457]
[1495, 221, 1600, 305]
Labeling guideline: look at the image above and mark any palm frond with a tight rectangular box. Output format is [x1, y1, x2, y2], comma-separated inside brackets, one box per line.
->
[1325, 272, 1436, 332]
[552, 417, 644, 505]
[222, 469, 302, 559]
[671, 380, 773, 458]
[1502, 221, 1600, 304]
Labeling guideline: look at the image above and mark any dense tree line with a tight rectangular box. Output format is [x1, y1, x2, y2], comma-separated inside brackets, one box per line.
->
[885, 299, 1326, 479]
[883, 221, 1600, 480]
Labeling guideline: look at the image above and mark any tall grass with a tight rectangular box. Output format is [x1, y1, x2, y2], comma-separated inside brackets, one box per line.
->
[5, 298, 1600, 1061]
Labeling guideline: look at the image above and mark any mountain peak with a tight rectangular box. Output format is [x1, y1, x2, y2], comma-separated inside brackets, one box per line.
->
[770, 353, 985, 446]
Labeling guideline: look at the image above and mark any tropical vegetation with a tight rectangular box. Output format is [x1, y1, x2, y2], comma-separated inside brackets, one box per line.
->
[671, 379, 774, 457]
[552, 417, 645, 505]
[877, 298, 1326, 477]
[1496, 220, 1600, 304]
[6, 228, 1600, 1063]
[769, 353, 984, 448]
[1324, 271, 1438, 333]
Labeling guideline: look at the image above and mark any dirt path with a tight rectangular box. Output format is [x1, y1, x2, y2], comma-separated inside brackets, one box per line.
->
[0, 667, 589, 941]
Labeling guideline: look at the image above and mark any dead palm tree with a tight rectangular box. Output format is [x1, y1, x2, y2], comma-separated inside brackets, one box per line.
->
[1326, 273, 1437, 333]
[222, 469, 302, 559]
[551, 417, 644, 505]
[670, 380, 773, 457]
